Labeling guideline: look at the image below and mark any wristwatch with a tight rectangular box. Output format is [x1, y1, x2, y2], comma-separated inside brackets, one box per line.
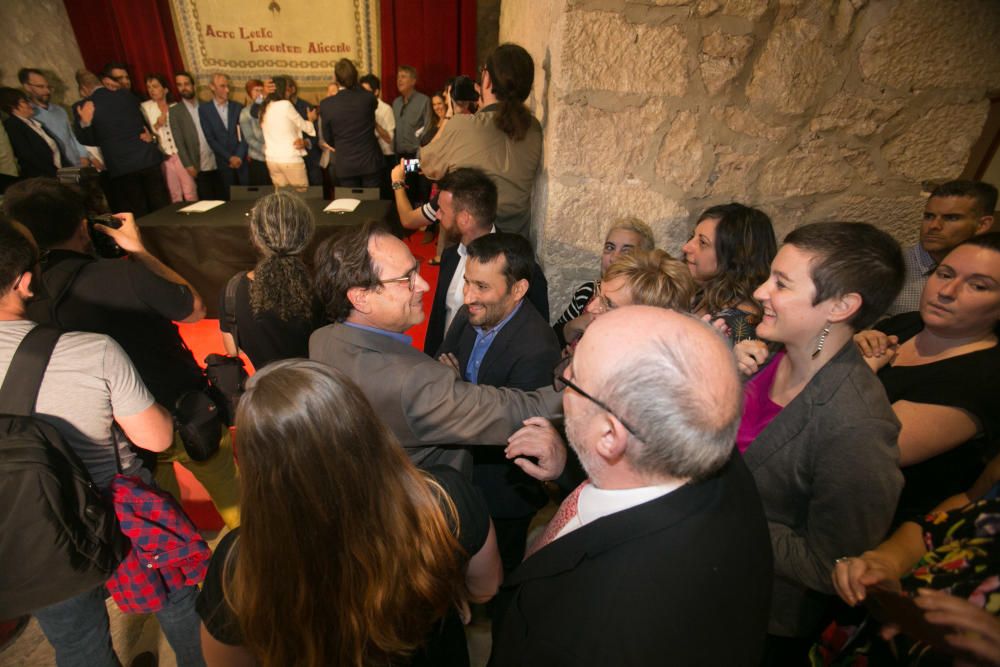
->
[391, 181, 406, 190]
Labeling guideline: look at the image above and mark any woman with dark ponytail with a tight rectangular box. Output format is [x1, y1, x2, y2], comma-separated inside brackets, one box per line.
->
[219, 192, 319, 369]
[421, 43, 543, 239]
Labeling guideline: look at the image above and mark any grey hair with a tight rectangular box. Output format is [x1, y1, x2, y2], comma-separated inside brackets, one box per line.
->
[600, 325, 742, 481]
[248, 192, 316, 321]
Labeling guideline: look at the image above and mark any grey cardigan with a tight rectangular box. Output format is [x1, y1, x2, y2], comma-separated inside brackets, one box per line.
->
[743, 341, 902, 638]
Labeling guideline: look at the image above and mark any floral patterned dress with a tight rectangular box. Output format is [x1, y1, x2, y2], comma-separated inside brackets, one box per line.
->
[811, 487, 1000, 666]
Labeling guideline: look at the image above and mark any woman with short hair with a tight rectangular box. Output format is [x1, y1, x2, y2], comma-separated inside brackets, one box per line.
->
[553, 217, 656, 347]
[734, 222, 906, 663]
[196, 360, 501, 666]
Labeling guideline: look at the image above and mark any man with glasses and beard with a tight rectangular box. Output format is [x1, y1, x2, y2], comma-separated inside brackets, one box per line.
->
[308, 220, 563, 476]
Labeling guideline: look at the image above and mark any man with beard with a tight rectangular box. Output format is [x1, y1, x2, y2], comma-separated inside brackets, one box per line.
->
[436, 232, 560, 577]
[420, 167, 548, 357]
[308, 220, 563, 476]
[490, 307, 774, 666]
[170, 71, 225, 200]
[19, 68, 91, 169]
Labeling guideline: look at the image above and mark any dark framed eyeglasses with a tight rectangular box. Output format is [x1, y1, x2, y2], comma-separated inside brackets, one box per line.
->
[378, 260, 422, 292]
[552, 356, 640, 438]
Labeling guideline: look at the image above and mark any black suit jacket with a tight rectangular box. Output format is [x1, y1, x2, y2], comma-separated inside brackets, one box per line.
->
[4, 116, 65, 178]
[490, 455, 774, 667]
[438, 301, 561, 517]
[319, 87, 382, 179]
[73, 87, 162, 178]
[424, 243, 550, 357]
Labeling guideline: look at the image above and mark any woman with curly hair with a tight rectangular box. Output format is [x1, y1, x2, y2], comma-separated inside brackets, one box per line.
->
[219, 192, 319, 369]
[196, 360, 501, 667]
[682, 203, 777, 342]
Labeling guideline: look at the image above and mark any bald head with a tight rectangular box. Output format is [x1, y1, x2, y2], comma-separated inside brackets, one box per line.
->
[576, 306, 741, 481]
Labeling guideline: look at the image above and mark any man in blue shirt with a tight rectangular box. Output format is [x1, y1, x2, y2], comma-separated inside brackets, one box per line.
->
[436, 232, 561, 575]
[19, 68, 93, 169]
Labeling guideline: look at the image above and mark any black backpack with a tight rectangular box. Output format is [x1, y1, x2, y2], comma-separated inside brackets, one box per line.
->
[0, 325, 130, 617]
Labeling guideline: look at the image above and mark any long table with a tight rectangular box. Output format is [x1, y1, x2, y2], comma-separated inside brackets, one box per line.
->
[139, 199, 394, 318]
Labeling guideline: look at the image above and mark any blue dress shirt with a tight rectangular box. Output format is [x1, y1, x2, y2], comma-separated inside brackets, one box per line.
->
[32, 103, 87, 162]
[464, 301, 523, 384]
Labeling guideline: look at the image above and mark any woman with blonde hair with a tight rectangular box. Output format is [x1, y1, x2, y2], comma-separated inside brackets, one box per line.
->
[554, 217, 656, 346]
[196, 360, 501, 666]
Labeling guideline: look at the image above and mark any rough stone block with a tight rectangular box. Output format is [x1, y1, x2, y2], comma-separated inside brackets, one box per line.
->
[860, 0, 1000, 91]
[560, 10, 689, 96]
[808, 94, 904, 137]
[807, 194, 926, 246]
[758, 137, 855, 197]
[746, 18, 836, 114]
[712, 105, 790, 141]
[699, 30, 755, 95]
[695, 0, 769, 20]
[882, 102, 990, 181]
[550, 100, 672, 179]
[707, 147, 760, 197]
[655, 111, 706, 191]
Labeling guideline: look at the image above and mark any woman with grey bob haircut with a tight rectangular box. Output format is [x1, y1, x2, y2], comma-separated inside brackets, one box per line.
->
[219, 192, 320, 369]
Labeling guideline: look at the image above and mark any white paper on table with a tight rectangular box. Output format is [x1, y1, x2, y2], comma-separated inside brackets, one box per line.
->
[178, 200, 226, 213]
[324, 198, 361, 213]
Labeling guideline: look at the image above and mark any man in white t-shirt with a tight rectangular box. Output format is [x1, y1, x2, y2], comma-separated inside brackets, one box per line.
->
[0, 219, 204, 667]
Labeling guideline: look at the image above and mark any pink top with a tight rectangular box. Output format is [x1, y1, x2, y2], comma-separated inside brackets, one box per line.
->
[736, 349, 785, 453]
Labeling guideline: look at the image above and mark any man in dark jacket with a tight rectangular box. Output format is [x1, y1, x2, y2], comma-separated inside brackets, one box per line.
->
[319, 58, 383, 188]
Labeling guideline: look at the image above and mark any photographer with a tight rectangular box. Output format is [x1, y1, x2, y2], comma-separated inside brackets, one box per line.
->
[2, 177, 240, 529]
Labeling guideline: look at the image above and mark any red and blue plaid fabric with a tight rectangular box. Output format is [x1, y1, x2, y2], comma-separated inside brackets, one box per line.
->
[104, 474, 211, 613]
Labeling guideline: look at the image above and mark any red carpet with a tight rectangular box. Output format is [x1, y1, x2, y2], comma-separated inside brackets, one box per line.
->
[174, 230, 441, 529]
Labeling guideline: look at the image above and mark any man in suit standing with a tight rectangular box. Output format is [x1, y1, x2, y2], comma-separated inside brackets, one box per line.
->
[491, 306, 773, 666]
[319, 59, 383, 188]
[198, 73, 247, 198]
[72, 65, 167, 216]
[171, 71, 225, 200]
[308, 220, 565, 476]
[412, 167, 548, 357]
[437, 232, 560, 576]
[0, 88, 69, 179]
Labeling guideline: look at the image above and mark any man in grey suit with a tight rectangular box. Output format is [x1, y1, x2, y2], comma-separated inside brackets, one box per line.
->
[308, 221, 564, 475]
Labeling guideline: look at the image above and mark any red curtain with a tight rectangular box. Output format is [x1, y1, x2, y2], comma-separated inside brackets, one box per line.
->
[63, 0, 186, 98]
[380, 0, 478, 102]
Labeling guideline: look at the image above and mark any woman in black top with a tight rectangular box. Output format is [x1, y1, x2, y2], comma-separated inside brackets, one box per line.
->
[855, 233, 1000, 523]
[219, 192, 319, 369]
[196, 360, 501, 667]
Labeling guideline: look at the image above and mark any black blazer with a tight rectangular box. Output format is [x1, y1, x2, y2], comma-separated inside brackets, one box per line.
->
[424, 244, 550, 357]
[73, 87, 162, 178]
[490, 455, 774, 667]
[438, 301, 561, 518]
[4, 116, 66, 178]
[319, 87, 382, 179]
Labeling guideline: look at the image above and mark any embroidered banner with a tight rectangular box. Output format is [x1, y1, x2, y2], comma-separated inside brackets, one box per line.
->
[168, 0, 379, 96]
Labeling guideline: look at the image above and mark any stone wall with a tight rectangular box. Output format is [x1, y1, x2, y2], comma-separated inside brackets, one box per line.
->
[500, 0, 1000, 317]
[0, 0, 86, 106]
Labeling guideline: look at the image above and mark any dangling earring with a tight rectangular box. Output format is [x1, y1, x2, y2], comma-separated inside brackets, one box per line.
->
[812, 323, 831, 359]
